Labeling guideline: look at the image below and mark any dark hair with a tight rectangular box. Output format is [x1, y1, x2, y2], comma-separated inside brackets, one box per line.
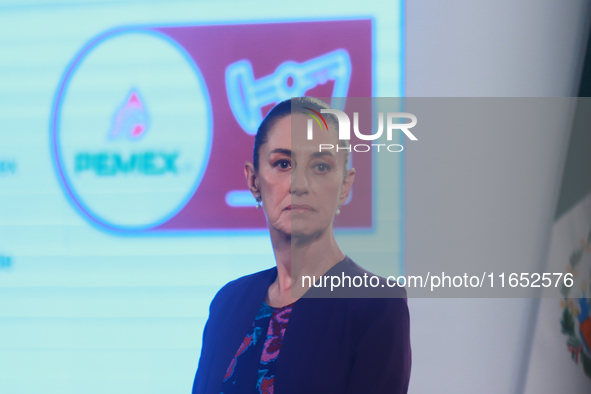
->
[253, 97, 350, 173]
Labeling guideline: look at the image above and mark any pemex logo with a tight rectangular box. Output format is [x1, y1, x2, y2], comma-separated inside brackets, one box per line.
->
[109, 89, 149, 140]
[51, 29, 212, 231]
[73, 88, 179, 177]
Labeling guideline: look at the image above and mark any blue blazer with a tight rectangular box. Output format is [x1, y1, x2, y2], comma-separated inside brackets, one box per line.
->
[192, 257, 411, 393]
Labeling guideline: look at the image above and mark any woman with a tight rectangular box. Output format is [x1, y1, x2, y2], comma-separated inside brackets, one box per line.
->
[192, 97, 411, 394]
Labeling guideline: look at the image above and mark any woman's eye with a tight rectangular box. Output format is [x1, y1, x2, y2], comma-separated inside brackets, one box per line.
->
[315, 163, 330, 172]
[274, 159, 291, 169]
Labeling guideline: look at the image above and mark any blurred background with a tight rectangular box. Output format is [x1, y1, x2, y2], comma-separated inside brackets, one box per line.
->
[1, 0, 591, 393]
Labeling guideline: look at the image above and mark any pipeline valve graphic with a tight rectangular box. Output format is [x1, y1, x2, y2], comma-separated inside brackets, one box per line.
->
[225, 49, 352, 135]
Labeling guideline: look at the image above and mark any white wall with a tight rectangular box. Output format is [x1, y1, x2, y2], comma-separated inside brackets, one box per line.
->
[405, 1, 591, 393]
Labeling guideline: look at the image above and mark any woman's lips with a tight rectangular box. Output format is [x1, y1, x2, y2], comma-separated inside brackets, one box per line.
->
[286, 204, 314, 212]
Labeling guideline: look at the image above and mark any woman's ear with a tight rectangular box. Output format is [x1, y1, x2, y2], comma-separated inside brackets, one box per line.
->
[244, 161, 260, 197]
[339, 167, 356, 206]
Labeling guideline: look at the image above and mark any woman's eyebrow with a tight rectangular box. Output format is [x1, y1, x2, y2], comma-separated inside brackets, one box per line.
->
[268, 148, 292, 156]
[310, 151, 335, 159]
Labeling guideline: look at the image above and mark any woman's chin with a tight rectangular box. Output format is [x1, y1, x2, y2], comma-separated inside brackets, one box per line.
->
[268, 220, 292, 237]
[269, 218, 328, 239]
[269, 223, 309, 238]
[289, 225, 327, 241]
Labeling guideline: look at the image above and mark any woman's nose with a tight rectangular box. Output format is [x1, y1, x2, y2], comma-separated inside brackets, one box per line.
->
[289, 167, 308, 195]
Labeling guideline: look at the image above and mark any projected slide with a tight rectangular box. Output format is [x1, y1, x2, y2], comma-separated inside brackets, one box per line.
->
[52, 21, 373, 233]
[0, 3, 403, 393]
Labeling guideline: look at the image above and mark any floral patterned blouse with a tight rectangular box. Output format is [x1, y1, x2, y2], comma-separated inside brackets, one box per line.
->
[220, 301, 293, 394]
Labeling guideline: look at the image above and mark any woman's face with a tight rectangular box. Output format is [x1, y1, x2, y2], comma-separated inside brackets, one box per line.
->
[249, 113, 355, 238]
